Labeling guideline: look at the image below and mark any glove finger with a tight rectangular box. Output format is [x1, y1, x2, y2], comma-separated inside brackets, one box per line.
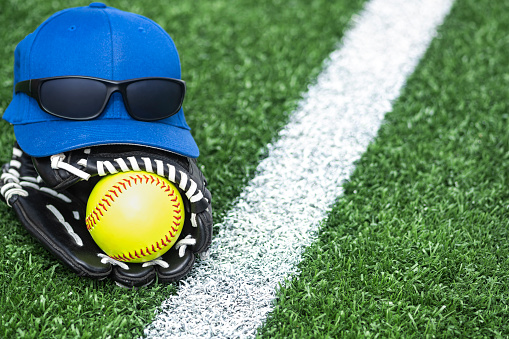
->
[111, 263, 156, 288]
[155, 245, 195, 283]
[202, 185, 212, 204]
[189, 207, 213, 253]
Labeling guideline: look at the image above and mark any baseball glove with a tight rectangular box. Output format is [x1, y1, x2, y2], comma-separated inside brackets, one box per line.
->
[0, 142, 212, 288]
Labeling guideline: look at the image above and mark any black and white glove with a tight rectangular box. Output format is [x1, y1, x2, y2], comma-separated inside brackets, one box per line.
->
[0, 142, 212, 288]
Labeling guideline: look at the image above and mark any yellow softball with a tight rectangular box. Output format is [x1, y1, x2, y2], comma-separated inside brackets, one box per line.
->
[85, 171, 185, 263]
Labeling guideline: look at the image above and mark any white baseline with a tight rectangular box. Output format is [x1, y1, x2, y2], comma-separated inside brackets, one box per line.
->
[144, 0, 454, 337]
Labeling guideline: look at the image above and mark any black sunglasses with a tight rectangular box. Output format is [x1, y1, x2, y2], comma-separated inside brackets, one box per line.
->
[15, 76, 186, 121]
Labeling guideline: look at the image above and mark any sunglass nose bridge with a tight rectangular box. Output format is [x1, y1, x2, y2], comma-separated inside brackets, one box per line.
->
[104, 82, 124, 95]
[96, 91, 128, 119]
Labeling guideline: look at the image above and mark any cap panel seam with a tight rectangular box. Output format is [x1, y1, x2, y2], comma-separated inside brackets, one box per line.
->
[98, 8, 116, 117]
[98, 8, 115, 80]
[135, 15, 182, 78]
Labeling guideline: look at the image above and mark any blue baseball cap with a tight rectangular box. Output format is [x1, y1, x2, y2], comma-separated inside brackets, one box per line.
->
[3, 2, 199, 158]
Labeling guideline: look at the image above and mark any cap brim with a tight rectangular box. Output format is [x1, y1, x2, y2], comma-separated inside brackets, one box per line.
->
[14, 119, 199, 158]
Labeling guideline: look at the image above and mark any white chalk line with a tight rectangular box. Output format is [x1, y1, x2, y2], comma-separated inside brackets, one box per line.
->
[143, 0, 454, 337]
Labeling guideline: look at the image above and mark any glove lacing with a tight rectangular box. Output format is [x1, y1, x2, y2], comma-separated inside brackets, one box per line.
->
[4, 146, 202, 267]
[51, 153, 91, 180]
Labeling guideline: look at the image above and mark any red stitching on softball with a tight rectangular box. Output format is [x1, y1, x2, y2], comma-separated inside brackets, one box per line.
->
[114, 201, 184, 262]
[86, 217, 93, 231]
[86, 172, 184, 261]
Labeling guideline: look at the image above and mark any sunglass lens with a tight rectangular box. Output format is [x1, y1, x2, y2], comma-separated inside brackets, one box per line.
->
[126, 79, 184, 121]
[40, 78, 107, 119]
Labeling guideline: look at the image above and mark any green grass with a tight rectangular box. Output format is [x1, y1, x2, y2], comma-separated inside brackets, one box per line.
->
[0, 0, 366, 337]
[260, 0, 509, 337]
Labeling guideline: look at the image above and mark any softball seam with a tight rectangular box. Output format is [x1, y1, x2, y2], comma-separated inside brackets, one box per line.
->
[85, 173, 183, 262]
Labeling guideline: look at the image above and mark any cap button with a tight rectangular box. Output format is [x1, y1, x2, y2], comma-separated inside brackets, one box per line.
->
[89, 2, 107, 8]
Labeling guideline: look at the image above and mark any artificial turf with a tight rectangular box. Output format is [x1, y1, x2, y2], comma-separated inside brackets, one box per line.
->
[259, 0, 509, 337]
[0, 0, 366, 337]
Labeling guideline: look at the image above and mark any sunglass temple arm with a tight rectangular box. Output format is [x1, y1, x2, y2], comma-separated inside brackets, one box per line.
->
[14, 80, 32, 94]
